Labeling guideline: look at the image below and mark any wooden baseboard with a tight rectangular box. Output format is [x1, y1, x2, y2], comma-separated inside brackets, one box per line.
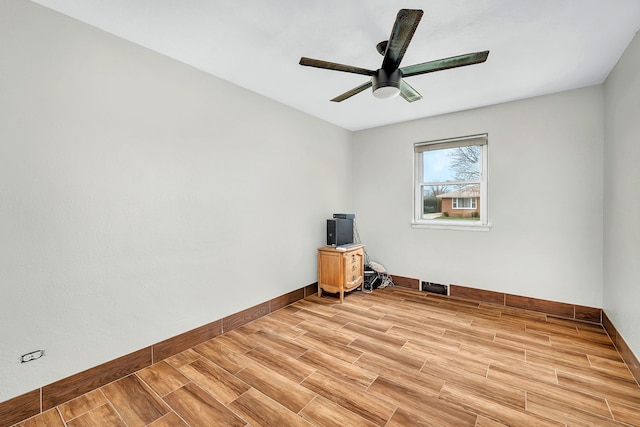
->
[448, 284, 602, 324]
[390, 275, 420, 289]
[603, 312, 640, 387]
[0, 283, 319, 427]
[0, 390, 39, 427]
[393, 277, 601, 323]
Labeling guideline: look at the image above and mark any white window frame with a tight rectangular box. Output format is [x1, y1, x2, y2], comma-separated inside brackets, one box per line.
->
[412, 134, 490, 231]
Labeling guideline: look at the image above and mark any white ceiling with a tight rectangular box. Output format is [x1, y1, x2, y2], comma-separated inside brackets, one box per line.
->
[32, 0, 640, 131]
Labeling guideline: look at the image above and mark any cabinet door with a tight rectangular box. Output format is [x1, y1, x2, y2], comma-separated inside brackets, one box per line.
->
[318, 250, 341, 290]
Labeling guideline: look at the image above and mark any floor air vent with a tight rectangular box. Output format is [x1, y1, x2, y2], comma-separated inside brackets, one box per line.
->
[421, 281, 448, 295]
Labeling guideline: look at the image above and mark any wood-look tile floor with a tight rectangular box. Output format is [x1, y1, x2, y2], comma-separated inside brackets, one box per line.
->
[14, 287, 640, 427]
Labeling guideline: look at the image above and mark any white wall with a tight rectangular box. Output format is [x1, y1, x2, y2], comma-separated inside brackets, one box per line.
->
[353, 86, 604, 307]
[0, 0, 352, 401]
[603, 32, 640, 358]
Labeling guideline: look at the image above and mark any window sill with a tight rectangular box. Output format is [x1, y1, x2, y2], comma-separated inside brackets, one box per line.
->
[411, 221, 492, 231]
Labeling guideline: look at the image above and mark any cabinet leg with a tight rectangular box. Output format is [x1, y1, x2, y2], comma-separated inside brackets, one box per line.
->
[340, 290, 344, 303]
[318, 287, 322, 297]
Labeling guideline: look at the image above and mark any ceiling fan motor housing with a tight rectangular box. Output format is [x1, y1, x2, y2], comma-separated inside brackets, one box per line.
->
[372, 68, 402, 98]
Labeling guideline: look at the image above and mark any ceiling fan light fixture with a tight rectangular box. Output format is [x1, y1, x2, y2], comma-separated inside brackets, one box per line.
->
[373, 85, 401, 99]
[372, 69, 402, 99]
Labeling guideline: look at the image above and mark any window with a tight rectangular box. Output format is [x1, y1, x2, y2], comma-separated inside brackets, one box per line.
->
[413, 134, 488, 229]
[452, 198, 476, 209]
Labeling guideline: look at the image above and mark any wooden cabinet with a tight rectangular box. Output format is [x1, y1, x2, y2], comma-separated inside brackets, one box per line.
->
[317, 245, 365, 303]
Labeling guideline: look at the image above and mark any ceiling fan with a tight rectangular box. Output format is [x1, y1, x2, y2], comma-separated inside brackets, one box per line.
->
[299, 9, 489, 103]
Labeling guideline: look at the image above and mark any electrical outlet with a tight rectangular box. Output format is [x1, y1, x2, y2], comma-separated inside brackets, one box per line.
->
[19, 350, 45, 363]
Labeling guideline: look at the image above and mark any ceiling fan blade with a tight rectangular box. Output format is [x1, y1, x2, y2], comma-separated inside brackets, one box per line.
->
[399, 79, 422, 103]
[381, 9, 423, 71]
[299, 57, 375, 76]
[330, 81, 373, 102]
[401, 50, 489, 78]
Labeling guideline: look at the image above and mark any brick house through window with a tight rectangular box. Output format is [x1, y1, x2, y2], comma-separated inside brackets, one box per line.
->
[436, 184, 480, 218]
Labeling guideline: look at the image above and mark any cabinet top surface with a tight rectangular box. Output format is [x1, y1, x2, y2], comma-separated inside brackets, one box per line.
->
[318, 244, 365, 252]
